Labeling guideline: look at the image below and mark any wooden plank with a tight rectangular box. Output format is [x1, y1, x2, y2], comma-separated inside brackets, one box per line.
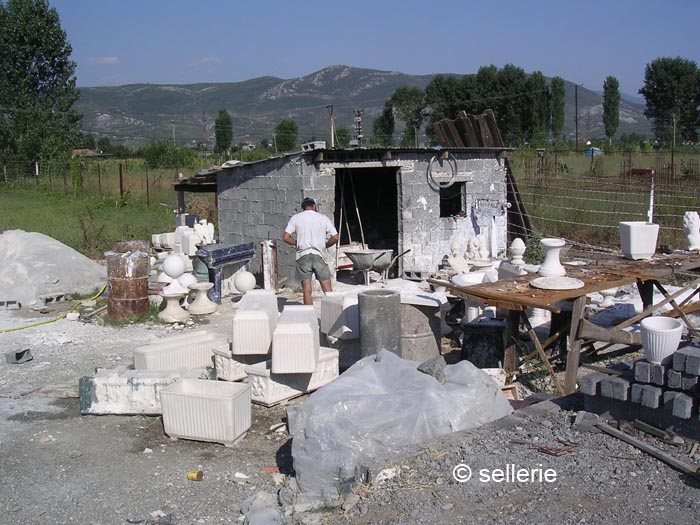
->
[564, 296, 587, 395]
[455, 115, 479, 147]
[467, 115, 485, 147]
[653, 281, 698, 330]
[503, 311, 520, 375]
[520, 312, 565, 395]
[444, 119, 466, 147]
[608, 276, 700, 333]
[580, 364, 633, 377]
[578, 319, 641, 345]
[474, 114, 495, 147]
[432, 120, 452, 147]
[483, 109, 504, 147]
[596, 422, 698, 477]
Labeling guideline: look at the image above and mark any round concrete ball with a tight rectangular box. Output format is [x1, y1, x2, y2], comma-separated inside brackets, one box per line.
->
[177, 272, 197, 289]
[162, 254, 186, 279]
[234, 271, 256, 293]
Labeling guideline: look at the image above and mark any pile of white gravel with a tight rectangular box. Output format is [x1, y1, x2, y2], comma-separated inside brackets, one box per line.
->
[0, 229, 106, 307]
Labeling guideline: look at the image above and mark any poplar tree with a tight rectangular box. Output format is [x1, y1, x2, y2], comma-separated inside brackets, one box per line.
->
[0, 0, 81, 164]
[602, 76, 620, 144]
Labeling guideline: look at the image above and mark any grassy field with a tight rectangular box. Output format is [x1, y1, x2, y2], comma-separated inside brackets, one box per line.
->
[510, 150, 700, 250]
[2, 151, 698, 258]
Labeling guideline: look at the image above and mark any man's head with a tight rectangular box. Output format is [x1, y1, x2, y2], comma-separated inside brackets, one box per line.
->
[301, 197, 316, 210]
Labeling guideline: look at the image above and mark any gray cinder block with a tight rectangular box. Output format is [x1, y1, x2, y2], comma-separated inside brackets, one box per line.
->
[600, 376, 630, 401]
[672, 393, 694, 419]
[634, 360, 651, 383]
[630, 383, 644, 404]
[650, 363, 667, 386]
[667, 369, 683, 390]
[663, 391, 679, 411]
[580, 373, 606, 396]
[641, 385, 663, 409]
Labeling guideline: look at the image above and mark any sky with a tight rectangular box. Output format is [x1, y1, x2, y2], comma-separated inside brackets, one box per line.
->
[51, 0, 700, 97]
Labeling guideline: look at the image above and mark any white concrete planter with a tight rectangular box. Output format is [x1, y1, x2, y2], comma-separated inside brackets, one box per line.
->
[619, 221, 659, 260]
[537, 238, 566, 277]
[640, 316, 683, 365]
[161, 379, 251, 447]
[134, 330, 228, 371]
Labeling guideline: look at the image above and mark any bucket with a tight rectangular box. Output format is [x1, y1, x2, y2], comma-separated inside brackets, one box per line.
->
[105, 251, 150, 320]
[400, 303, 441, 362]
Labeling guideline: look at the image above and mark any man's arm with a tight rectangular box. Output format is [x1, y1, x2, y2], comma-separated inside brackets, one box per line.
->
[325, 233, 339, 248]
[282, 231, 297, 247]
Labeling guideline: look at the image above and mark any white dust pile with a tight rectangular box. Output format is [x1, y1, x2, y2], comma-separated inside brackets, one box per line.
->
[0, 230, 106, 306]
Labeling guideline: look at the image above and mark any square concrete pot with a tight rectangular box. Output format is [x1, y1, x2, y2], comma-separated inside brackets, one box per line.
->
[161, 379, 250, 447]
[619, 221, 659, 260]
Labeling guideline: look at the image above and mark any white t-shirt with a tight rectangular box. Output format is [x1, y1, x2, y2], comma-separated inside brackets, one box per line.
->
[284, 210, 338, 260]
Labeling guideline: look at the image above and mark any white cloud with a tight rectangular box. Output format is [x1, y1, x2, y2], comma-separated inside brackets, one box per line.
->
[189, 57, 221, 67]
[94, 56, 120, 65]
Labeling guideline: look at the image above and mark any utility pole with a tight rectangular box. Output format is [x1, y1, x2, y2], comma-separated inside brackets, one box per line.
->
[671, 112, 676, 177]
[353, 109, 364, 147]
[574, 84, 579, 153]
[171, 120, 176, 146]
[326, 105, 335, 148]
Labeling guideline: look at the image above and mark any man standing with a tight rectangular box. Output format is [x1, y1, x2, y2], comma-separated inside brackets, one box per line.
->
[283, 197, 339, 305]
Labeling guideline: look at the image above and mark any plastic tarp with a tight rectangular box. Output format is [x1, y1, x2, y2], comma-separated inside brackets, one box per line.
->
[288, 350, 512, 493]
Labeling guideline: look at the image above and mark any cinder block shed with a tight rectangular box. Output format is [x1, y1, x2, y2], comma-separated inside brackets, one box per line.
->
[215, 146, 520, 286]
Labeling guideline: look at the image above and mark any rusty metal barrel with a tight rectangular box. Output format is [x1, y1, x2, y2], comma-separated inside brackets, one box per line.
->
[105, 250, 150, 320]
[399, 303, 441, 362]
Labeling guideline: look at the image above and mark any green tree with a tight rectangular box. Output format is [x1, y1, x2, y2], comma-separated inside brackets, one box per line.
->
[372, 100, 395, 146]
[334, 126, 351, 148]
[214, 109, 232, 154]
[0, 0, 81, 164]
[274, 119, 298, 152]
[389, 86, 424, 147]
[602, 76, 620, 144]
[77, 132, 96, 150]
[473, 65, 499, 114]
[549, 76, 566, 143]
[523, 71, 549, 143]
[138, 139, 196, 169]
[639, 56, 700, 144]
[495, 65, 527, 144]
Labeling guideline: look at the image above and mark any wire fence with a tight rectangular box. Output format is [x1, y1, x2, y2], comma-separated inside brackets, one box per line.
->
[511, 150, 700, 250]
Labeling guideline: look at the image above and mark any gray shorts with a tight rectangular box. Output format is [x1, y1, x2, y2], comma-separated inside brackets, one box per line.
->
[295, 254, 332, 282]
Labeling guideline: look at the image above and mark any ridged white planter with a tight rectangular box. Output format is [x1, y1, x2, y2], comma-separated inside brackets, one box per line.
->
[161, 379, 251, 447]
[640, 316, 683, 365]
[134, 331, 229, 370]
[619, 221, 659, 260]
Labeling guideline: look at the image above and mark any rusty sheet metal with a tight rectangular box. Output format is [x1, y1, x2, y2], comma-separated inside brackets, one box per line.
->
[456, 115, 480, 147]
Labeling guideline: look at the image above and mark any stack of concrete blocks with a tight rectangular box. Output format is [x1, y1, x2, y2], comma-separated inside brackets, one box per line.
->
[581, 344, 700, 436]
[213, 290, 339, 406]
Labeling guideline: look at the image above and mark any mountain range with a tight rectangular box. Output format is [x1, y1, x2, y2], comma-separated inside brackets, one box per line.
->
[74, 65, 651, 148]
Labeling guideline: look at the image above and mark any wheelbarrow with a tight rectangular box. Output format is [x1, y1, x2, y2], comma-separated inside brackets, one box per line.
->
[344, 249, 411, 285]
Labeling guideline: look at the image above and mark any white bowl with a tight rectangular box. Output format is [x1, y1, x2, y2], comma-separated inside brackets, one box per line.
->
[640, 316, 683, 365]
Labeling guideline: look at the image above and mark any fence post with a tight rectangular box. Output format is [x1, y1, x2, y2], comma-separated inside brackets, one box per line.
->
[119, 162, 124, 197]
[97, 163, 102, 195]
[48, 163, 52, 189]
[34, 161, 39, 187]
[79, 161, 83, 195]
[146, 169, 150, 208]
[62, 163, 67, 192]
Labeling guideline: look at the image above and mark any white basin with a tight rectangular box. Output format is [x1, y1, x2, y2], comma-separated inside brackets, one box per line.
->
[451, 272, 486, 287]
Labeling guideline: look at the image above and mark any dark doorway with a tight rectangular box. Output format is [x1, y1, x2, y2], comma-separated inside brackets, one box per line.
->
[334, 167, 399, 253]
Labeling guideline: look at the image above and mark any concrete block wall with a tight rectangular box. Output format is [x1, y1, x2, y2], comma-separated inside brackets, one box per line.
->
[398, 153, 508, 274]
[217, 150, 508, 284]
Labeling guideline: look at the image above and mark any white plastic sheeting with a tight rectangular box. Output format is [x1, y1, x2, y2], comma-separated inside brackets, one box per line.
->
[288, 350, 512, 493]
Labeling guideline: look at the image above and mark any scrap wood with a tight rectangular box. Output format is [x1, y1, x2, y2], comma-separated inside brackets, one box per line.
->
[580, 363, 633, 377]
[596, 422, 699, 478]
[689, 443, 698, 458]
[510, 438, 579, 457]
[632, 419, 672, 440]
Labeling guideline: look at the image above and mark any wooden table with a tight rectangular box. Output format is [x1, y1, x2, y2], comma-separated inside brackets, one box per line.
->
[430, 253, 700, 395]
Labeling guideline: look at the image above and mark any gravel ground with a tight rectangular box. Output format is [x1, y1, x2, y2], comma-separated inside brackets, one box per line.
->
[1, 291, 699, 525]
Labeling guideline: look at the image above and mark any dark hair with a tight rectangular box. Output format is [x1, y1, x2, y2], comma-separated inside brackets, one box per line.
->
[301, 197, 316, 209]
